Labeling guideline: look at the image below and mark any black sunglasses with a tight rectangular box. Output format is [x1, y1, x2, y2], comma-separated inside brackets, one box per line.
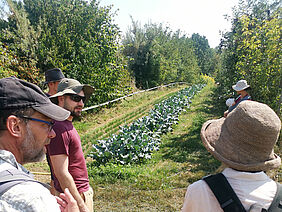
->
[65, 94, 86, 103]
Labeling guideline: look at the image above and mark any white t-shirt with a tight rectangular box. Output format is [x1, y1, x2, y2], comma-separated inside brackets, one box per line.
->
[182, 168, 277, 212]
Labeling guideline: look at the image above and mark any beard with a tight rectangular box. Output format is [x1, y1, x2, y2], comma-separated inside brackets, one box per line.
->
[70, 107, 82, 118]
[63, 101, 82, 117]
[21, 124, 46, 163]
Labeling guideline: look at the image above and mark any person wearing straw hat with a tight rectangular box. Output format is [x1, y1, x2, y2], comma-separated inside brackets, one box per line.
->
[0, 77, 79, 211]
[224, 79, 251, 117]
[182, 101, 281, 212]
[44, 68, 65, 97]
[47, 78, 94, 212]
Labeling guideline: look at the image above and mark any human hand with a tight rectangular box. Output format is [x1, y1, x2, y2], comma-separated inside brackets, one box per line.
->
[224, 110, 228, 118]
[56, 188, 79, 212]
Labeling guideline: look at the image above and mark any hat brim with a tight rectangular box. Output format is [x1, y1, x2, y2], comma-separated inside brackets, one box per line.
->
[200, 118, 281, 171]
[232, 85, 250, 91]
[32, 103, 70, 121]
[50, 85, 94, 103]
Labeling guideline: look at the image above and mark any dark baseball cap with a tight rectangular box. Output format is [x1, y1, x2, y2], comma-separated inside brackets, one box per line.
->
[44, 68, 65, 84]
[0, 77, 70, 121]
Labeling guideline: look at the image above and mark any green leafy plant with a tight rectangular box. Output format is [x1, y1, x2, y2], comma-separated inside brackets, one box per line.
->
[89, 84, 205, 166]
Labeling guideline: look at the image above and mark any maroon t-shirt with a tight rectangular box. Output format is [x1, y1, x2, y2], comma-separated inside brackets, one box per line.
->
[47, 120, 89, 193]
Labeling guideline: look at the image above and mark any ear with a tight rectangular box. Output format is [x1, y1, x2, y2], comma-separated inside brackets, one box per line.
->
[57, 96, 65, 107]
[6, 115, 24, 138]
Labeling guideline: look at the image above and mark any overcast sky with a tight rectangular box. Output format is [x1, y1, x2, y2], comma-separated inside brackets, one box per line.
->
[99, 0, 239, 48]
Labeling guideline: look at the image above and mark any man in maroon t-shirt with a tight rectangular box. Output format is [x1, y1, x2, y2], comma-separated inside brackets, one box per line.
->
[47, 78, 94, 212]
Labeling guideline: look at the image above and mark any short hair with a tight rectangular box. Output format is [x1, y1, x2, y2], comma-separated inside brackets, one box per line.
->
[0, 108, 35, 131]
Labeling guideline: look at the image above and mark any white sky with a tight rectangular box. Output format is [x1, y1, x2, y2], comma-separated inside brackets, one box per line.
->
[99, 0, 239, 48]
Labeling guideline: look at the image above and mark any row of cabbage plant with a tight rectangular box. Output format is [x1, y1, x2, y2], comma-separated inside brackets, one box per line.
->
[89, 84, 205, 166]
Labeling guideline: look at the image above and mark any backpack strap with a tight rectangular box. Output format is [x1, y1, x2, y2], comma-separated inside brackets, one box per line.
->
[203, 173, 246, 212]
[0, 169, 50, 196]
[267, 182, 282, 212]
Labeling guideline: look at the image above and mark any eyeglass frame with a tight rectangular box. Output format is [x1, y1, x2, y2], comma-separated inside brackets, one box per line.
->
[64, 94, 86, 103]
[18, 116, 55, 132]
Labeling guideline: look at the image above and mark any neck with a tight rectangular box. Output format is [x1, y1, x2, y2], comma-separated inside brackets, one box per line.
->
[67, 116, 73, 121]
[0, 135, 23, 164]
[240, 91, 248, 98]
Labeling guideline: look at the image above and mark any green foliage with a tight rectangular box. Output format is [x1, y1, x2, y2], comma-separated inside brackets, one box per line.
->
[89, 84, 205, 166]
[191, 33, 218, 76]
[0, 0, 131, 105]
[215, 0, 281, 115]
[123, 20, 200, 88]
[0, 42, 17, 78]
[0, 0, 41, 83]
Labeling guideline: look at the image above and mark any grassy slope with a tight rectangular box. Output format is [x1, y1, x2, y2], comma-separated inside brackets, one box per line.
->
[25, 82, 281, 211]
[89, 82, 222, 211]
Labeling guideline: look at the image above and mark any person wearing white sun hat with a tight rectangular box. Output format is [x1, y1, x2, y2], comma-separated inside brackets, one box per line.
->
[224, 79, 251, 117]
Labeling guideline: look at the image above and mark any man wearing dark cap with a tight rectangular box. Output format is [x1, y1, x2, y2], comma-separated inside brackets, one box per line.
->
[44, 67, 65, 195]
[0, 77, 79, 211]
[44, 68, 65, 97]
[182, 101, 281, 211]
[47, 78, 94, 212]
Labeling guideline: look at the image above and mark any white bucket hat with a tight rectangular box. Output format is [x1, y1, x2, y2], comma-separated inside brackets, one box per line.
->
[232, 80, 250, 91]
[201, 101, 281, 172]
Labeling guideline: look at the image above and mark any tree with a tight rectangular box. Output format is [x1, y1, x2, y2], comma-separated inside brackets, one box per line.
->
[191, 33, 217, 76]
[216, 0, 281, 115]
[0, 0, 132, 105]
[123, 20, 200, 88]
[0, 0, 41, 83]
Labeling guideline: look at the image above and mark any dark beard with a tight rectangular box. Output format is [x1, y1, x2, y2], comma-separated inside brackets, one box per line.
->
[70, 110, 81, 118]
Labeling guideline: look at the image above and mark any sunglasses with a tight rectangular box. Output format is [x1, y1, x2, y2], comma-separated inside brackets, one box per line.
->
[18, 116, 55, 132]
[65, 94, 86, 103]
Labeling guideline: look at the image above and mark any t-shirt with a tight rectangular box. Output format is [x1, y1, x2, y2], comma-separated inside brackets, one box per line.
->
[228, 94, 251, 113]
[182, 168, 277, 212]
[47, 120, 89, 193]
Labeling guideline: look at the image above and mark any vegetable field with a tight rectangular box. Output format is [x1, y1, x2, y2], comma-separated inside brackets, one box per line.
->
[25, 81, 281, 211]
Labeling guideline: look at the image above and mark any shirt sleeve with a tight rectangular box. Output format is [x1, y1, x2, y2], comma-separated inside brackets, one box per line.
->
[0, 182, 61, 212]
[48, 122, 70, 156]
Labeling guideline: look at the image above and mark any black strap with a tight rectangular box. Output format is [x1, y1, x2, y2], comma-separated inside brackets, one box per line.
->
[0, 169, 50, 195]
[203, 173, 246, 212]
[267, 182, 282, 212]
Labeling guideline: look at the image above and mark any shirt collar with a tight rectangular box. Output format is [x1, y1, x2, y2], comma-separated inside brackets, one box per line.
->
[0, 150, 30, 174]
[222, 167, 269, 181]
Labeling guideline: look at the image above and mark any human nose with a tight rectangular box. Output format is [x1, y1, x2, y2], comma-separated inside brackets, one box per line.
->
[78, 99, 84, 106]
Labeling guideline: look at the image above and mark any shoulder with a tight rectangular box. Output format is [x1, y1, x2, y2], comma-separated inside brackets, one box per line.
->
[0, 181, 60, 212]
[182, 179, 223, 212]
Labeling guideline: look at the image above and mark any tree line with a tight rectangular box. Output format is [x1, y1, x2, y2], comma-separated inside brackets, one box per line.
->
[215, 0, 281, 116]
[0, 0, 280, 116]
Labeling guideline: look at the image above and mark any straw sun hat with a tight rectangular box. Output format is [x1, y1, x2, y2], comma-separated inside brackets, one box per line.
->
[201, 101, 281, 172]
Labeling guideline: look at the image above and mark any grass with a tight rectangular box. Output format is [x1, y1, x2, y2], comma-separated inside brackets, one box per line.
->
[87, 82, 223, 211]
[25, 82, 281, 211]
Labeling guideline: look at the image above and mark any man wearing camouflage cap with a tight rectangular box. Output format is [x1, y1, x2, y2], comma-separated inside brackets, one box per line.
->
[47, 78, 94, 212]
